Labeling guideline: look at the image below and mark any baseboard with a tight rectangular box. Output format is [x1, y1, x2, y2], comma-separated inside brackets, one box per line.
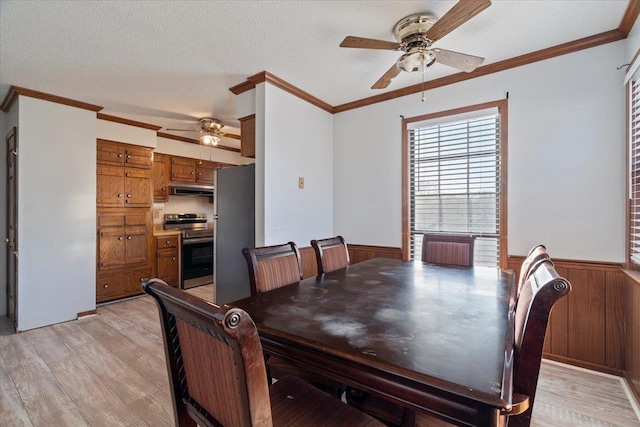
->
[622, 371, 640, 417]
[543, 353, 624, 377]
[77, 309, 97, 319]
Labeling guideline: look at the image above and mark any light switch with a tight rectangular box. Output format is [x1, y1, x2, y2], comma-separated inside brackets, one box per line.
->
[298, 177, 304, 189]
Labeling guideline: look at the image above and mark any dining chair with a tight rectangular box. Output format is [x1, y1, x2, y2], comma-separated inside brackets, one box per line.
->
[421, 233, 475, 267]
[242, 242, 303, 295]
[142, 278, 384, 427]
[517, 244, 549, 296]
[311, 235, 350, 274]
[349, 258, 571, 427]
[242, 241, 344, 398]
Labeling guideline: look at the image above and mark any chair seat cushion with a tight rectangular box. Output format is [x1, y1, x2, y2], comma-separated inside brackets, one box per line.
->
[270, 376, 384, 427]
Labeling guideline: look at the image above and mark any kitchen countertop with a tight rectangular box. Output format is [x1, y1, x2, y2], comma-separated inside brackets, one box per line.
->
[153, 225, 182, 237]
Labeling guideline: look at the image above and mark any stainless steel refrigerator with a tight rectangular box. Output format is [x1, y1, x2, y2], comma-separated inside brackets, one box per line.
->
[213, 163, 255, 304]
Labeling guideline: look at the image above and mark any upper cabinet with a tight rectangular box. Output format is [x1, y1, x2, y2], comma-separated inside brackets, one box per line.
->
[97, 140, 152, 208]
[171, 156, 196, 183]
[196, 160, 217, 184]
[153, 153, 170, 202]
[240, 114, 255, 158]
[97, 139, 152, 169]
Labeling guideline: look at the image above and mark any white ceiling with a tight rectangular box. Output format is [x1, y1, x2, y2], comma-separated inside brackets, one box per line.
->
[0, 0, 630, 145]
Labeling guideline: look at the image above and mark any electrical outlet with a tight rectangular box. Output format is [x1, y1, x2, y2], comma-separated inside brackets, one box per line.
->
[298, 177, 304, 189]
[153, 209, 160, 219]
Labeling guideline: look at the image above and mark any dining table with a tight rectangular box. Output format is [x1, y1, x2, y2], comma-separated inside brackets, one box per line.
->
[232, 257, 528, 426]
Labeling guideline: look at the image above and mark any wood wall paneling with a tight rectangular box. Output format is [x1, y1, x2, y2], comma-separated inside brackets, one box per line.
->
[508, 256, 625, 374]
[624, 272, 640, 398]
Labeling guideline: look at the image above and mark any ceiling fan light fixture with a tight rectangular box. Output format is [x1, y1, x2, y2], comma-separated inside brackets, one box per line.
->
[397, 50, 436, 73]
[200, 131, 220, 146]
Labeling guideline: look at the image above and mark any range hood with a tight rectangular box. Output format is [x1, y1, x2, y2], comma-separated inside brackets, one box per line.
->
[169, 182, 214, 197]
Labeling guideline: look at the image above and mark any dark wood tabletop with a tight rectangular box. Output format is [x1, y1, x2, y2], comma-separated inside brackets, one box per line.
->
[232, 258, 517, 426]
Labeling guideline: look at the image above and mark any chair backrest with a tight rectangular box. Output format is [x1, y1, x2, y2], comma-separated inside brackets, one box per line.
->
[310, 235, 350, 274]
[143, 278, 273, 427]
[510, 259, 571, 427]
[242, 242, 303, 295]
[421, 233, 475, 267]
[517, 244, 550, 296]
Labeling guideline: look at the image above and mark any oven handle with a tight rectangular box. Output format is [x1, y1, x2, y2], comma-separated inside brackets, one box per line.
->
[182, 237, 214, 245]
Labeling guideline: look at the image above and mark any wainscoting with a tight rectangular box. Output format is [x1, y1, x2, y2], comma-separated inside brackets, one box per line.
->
[299, 244, 403, 279]
[507, 256, 625, 376]
[623, 269, 640, 403]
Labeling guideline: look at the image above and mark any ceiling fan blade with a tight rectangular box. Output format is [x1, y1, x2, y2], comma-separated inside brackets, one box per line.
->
[433, 48, 484, 72]
[425, 0, 491, 42]
[165, 128, 199, 132]
[340, 36, 401, 50]
[372, 64, 401, 89]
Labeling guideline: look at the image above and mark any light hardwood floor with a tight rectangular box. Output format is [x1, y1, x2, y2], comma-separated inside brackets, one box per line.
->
[1, 284, 638, 427]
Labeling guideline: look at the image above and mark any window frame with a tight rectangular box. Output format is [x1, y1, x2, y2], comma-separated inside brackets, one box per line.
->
[401, 99, 508, 268]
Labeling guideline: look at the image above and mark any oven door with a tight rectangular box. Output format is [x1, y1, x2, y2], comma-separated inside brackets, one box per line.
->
[181, 237, 214, 289]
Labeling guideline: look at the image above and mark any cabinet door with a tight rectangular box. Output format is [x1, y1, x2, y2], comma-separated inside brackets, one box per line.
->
[125, 226, 148, 265]
[157, 248, 179, 287]
[98, 227, 126, 269]
[196, 161, 216, 184]
[96, 270, 123, 303]
[240, 115, 255, 158]
[171, 157, 196, 182]
[125, 146, 152, 169]
[97, 140, 125, 166]
[153, 153, 170, 202]
[97, 166, 124, 207]
[124, 169, 151, 207]
[124, 266, 152, 297]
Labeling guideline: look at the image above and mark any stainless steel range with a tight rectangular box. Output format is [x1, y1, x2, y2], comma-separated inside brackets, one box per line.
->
[164, 213, 213, 289]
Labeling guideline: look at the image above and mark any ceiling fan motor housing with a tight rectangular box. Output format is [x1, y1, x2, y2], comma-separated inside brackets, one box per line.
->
[394, 14, 437, 43]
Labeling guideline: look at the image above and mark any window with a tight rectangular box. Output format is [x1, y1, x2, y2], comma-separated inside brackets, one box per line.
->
[402, 100, 507, 267]
[630, 78, 640, 266]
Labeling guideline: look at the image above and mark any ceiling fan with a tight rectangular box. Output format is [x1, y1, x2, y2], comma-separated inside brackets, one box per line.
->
[339, 0, 491, 90]
[166, 117, 236, 146]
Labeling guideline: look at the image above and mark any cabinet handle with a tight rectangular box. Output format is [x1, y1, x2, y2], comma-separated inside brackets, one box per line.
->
[117, 193, 123, 198]
[127, 194, 131, 198]
[172, 256, 176, 261]
[166, 240, 170, 245]
[117, 153, 123, 158]
[197, 172, 201, 176]
[162, 187, 166, 191]
[191, 172, 195, 175]
[127, 236, 132, 240]
[127, 155, 131, 159]
[103, 284, 109, 288]
[118, 236, 124, 241]
[139, 277, 144, 282]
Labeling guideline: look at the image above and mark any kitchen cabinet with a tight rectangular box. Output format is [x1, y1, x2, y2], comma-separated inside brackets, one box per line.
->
[97, 166, 151, 208]
[97, 139, 152, 169]
[196, 160, 217, 184]
[97, 212, 149, 270]
[156, 235, 180, 287]
[240, 114, 255, 158]
[171, 156, 196, 183]
[153, 153, 170, 202]
[96, 140, 153, 303]
[96, 266, 152, 304]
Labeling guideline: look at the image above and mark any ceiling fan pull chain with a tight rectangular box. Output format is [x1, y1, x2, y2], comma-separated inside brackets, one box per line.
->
[421, 53, 426, 102]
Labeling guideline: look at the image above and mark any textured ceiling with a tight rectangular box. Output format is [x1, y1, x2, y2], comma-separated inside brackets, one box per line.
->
[0, 0, 630, 143]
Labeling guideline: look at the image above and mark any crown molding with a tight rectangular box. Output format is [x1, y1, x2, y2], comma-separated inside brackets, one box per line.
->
[97, 113, 162, 131]
[156, 131, 241, 153]
[619, 0, 640, 37]
[229, 71, 333, 113]
[0, 85, 103, 113]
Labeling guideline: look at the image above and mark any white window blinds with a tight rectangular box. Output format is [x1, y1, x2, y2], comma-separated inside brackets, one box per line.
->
[630, 79, 640, 265]
[409, 112, 501, 266]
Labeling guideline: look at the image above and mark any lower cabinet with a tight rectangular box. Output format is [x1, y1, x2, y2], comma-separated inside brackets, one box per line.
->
[96, 266, 152, 303]
[156, 235, 180, 287]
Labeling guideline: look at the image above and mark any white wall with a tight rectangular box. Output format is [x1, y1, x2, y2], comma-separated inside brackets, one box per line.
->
[18, 97, 96, 330]
[334, 41, 627, 262]
[0, 99, 19, 317]
[262, 84, 334, 246]
[97, 119, 156, 147]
